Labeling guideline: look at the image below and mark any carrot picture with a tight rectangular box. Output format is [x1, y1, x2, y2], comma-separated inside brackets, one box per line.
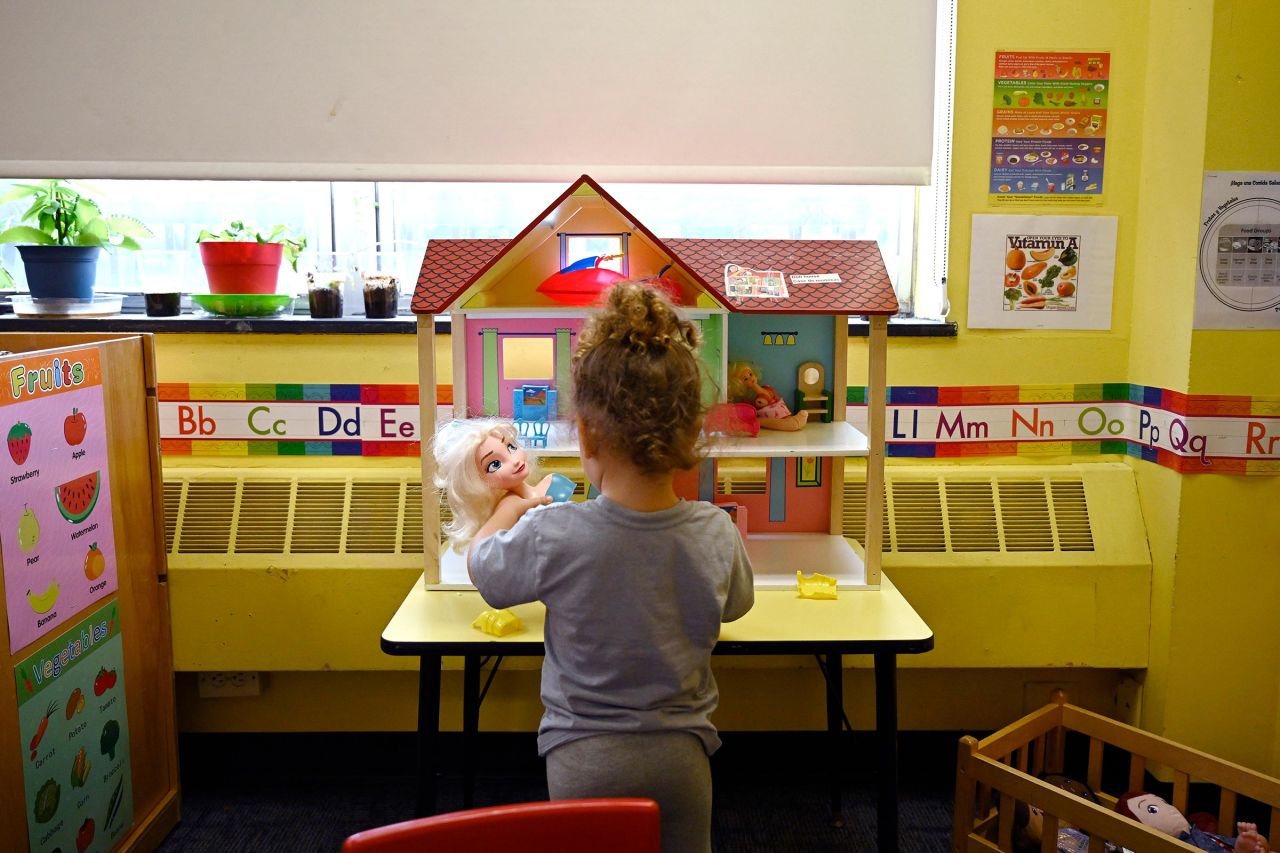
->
[29, 699, 57, 760]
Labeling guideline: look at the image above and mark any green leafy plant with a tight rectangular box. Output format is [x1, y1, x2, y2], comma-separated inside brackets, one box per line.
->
[0, 180, 153, 289]
[197, 221, 308, 272]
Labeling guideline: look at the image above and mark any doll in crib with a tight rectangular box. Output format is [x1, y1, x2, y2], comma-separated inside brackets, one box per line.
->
[1117, 792, 1271, 852]
[433, 418, 573, 552]
[728, 361, 808, 431]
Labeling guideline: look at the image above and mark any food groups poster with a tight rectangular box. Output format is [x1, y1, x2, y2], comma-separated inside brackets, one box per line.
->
[15, 602, 133, 853]
[990, 51, 1110, 205]
[967, 214, 1118, 329]
[1195, 171, 1280, 329]
[2, 348, 118, 653]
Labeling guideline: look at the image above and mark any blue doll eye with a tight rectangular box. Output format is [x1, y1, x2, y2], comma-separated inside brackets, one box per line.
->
[486, 460, 501, 473]
[507, 442, 517, 452]
[1146, 805, 1158, 814]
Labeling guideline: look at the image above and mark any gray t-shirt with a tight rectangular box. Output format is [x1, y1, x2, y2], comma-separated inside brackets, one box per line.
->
[470, 496, 755, 756]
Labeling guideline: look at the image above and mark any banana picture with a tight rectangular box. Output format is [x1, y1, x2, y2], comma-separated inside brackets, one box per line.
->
[26, 580, 60, 615]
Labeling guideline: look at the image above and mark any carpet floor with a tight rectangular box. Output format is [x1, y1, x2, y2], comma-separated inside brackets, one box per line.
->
[157, 732, 959, 852]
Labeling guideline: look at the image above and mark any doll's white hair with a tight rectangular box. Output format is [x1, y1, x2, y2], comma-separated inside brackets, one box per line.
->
[432, 418, 538, 552]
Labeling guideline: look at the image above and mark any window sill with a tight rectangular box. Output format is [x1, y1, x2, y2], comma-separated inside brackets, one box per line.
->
[0, 302, 955, 337]
[0, 312, 419, 334]
[849, 317, 957, 337]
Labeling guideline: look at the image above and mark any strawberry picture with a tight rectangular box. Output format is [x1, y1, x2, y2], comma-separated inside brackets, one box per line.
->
[7, 422, 31, 465]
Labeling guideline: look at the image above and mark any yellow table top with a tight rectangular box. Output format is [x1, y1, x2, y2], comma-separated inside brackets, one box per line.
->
[382, 573, 933, 656]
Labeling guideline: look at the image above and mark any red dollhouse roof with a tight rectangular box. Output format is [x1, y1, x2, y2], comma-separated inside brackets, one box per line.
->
[411, 176, 898, 316]
[660, 238, 898, 315]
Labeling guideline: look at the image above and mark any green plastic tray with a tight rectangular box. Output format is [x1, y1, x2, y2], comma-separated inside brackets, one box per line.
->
[191, 293, 294, 318]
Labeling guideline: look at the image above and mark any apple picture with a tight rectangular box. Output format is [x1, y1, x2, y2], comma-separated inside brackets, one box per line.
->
[64, 408, 87, 446]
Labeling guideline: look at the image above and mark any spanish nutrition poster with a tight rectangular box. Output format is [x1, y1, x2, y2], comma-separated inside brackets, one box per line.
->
[990, 51, 1110, 206]
[1195, 171, 1280, 329]
[15, 602, 133, 853]
[2, 348, 118, 653]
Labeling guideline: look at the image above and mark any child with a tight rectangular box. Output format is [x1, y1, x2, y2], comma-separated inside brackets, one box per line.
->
[466, 282, 755, 852]
[727, 361, 808, 431]
[432, 418, 553, 552]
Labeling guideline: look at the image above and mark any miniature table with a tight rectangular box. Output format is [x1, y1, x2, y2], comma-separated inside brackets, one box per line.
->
[381, 575, 933, 853]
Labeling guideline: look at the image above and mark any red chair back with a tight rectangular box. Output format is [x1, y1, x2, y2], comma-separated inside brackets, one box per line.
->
[342, 798, 660, 853]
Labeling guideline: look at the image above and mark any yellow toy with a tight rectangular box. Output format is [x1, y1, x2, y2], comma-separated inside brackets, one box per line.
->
[796, 571, 838, 600]
[471, 608, 524, 636]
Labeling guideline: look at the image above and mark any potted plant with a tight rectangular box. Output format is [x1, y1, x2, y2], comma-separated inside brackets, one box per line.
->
[196, 221, 307, 294]
[0, 180, 152, 299]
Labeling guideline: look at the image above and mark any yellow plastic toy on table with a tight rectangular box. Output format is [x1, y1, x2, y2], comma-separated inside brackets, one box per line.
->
[796, 571, 838, 600]
[472, 608, 524, 636]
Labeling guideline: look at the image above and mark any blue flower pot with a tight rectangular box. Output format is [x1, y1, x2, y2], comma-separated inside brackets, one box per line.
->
[18, 245, 101, 299]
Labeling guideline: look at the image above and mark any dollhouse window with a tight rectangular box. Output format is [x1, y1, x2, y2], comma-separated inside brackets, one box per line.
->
[501, 337, 554, 380]
[561, 234, 628, 275]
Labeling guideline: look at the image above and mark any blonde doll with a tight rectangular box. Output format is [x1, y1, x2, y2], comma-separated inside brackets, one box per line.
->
[432, 418, 557, 552]
[727, 361, 808, 431]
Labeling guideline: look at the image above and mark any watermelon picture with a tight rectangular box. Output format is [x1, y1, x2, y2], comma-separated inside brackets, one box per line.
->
[55, 471, 100, 524]
[7, 421, 31, 465]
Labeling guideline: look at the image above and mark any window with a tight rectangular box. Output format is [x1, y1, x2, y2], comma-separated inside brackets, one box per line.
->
[501, 338, 554, 380]
[562, 234, 627, 274]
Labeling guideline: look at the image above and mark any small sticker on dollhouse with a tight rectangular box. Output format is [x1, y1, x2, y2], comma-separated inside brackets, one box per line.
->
[725, 265, 788, 300]
[790, 273, 842, 285]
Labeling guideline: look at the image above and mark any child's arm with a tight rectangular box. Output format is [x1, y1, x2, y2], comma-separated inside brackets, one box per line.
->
[722, 524, 755, 622]
[466, 491, 550, 587]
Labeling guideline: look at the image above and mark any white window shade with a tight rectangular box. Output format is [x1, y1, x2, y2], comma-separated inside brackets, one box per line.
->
[1, 0, 936, 185]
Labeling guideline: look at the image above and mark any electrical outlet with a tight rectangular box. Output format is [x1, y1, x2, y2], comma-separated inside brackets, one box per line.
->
[197, 671, 262, 698]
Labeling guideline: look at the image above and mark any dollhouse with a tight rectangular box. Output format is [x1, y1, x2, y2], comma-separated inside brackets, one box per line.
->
[413, 176, 897, 589]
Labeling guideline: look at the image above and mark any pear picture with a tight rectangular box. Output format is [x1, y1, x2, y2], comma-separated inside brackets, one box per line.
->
[18, 506, 40, 552]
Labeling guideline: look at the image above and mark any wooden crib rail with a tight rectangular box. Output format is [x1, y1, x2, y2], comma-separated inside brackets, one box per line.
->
[1061, 704, 1280, 818]
[959, 753, 1210, 853]
[955, 700, 1280, 853]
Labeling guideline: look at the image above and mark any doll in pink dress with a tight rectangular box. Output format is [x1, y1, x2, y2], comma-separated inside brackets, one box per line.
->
[728, 362, 808, 431]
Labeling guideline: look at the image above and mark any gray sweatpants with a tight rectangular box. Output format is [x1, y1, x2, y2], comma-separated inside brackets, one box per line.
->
[545, 731, 713, 853]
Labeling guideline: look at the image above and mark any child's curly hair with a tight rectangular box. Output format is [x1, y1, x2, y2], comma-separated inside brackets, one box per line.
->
[572, 282, 704, 473]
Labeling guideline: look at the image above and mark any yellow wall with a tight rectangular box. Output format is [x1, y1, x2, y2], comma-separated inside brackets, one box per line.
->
[152, 0, 1280, 776]
[1146, 0, 1280, 774]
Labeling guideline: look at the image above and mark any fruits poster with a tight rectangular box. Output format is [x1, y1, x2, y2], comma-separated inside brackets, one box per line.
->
[2, 348, 118, 653]
[989, 51, 1109, 206]
[14, 602, 133, 853]
[966, 214, 1117, 329]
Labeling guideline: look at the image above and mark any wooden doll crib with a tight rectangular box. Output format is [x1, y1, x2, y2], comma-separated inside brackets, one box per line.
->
[953, 692, 1280, 852]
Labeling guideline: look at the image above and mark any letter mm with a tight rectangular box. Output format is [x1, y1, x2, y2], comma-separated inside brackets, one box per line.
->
[937, 410, 990, 440]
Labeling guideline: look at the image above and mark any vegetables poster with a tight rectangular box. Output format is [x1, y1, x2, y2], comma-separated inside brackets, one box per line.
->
[990, 51, 1110, 206]
[1, 347, 118, 653]
[967, 214, 1117, 329]
[14, 602, 133, 853]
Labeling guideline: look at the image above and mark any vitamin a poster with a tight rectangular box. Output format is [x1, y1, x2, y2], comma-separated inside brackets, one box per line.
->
[15, 602, 133, 853]
[2, 348, 118, 653]
[967, 214, 1117, 329]
[990, 51, 1109, 206]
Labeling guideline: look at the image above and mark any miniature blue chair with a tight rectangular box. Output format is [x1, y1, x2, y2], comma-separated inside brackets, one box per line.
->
[513, 384, 557, 448]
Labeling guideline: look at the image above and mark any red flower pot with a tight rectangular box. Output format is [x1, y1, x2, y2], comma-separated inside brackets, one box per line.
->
[199, 242, 284, 294]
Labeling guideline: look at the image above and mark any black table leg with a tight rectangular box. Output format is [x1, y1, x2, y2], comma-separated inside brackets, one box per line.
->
[416, 652, 442, 817]
[824, 651, 844, 826]
[462, 654, 481, 808]
[875, 651, 899, 853]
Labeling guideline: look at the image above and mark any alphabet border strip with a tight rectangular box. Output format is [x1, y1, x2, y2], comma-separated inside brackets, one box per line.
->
[154, 382, 1280, 473]
[847, 384, 1280, 474]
